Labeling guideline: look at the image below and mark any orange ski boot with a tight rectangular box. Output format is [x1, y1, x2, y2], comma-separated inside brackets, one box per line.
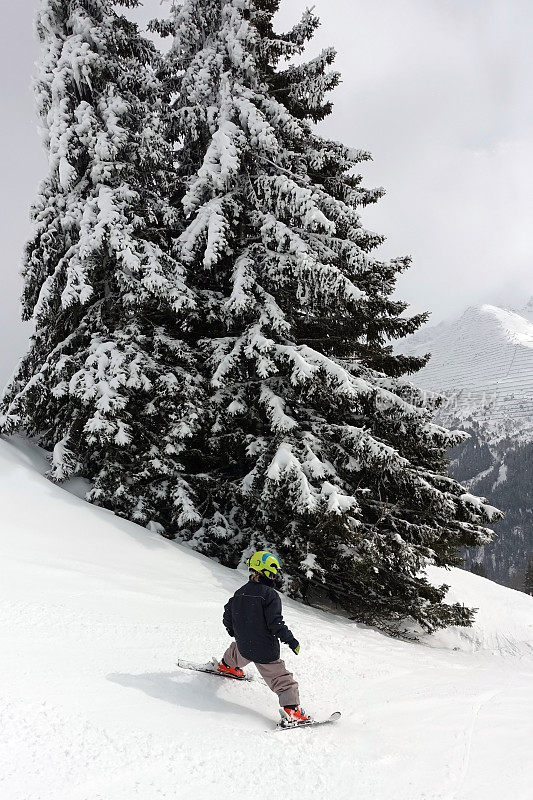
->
[280, 705, 312, 725]
[217, 659, 244, 678]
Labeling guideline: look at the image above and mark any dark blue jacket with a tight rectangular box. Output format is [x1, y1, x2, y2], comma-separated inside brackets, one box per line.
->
[223, 575, 299, 663]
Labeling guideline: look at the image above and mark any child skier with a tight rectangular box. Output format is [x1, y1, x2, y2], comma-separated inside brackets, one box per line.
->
[217, 550, 311, 725]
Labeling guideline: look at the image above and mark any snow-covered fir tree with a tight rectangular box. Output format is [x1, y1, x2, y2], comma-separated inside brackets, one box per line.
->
[160, 0, 501, 631]
[0, 0, 203, 529]
[524, 555, 533, 596]
[3, 0, 502, 633]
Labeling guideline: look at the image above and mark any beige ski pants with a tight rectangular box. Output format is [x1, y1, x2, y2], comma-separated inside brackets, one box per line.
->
[222, 641, 300, 707]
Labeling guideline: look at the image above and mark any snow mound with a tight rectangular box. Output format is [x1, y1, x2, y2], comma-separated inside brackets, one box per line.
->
[1, 436, 532, 800]
[427, 566, 533, 657]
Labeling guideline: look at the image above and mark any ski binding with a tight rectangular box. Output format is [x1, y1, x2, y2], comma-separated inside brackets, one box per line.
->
[275, 710, 341, 731]
[176, 657, 263, 683]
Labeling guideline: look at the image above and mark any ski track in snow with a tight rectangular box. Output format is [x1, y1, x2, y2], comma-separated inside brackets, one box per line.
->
[1, 436, 532, 800]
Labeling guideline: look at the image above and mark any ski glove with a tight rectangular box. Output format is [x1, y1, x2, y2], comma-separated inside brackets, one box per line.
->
[291, 642, 300, 655]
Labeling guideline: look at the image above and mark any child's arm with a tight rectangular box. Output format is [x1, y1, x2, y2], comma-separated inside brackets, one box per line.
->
[223, 597, 234, 637]
[264, 592, 299, 653]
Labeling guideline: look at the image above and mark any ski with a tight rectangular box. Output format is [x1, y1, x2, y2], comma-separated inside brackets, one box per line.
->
[176, 658, 264, 684]
[274, 711, 341, 732]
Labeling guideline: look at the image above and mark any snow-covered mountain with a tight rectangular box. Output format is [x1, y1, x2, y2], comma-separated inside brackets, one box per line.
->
[521, 296, 533, 323]
[400, 302, 533, 590]
[401, 303, 533, 425]
[1, 435, 532, 800]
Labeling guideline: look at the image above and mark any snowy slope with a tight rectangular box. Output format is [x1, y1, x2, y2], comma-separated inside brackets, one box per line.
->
[521, 296, 533, 323]
[1, 436, 533, 800]
[400, 303, 533, 423]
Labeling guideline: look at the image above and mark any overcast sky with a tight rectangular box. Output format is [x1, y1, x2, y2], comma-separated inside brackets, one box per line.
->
[0, 0, 532, 387]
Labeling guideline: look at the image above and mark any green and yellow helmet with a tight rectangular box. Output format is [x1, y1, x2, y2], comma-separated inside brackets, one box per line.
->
[245, 550, 281, 579]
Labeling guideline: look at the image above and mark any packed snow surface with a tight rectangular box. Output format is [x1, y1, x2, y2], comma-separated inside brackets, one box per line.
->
[1, 436, 532, 800]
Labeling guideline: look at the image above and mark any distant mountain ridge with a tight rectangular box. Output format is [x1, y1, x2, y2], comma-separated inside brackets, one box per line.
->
[401, 303, 533, 425]
[399, 301, 533, 591]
